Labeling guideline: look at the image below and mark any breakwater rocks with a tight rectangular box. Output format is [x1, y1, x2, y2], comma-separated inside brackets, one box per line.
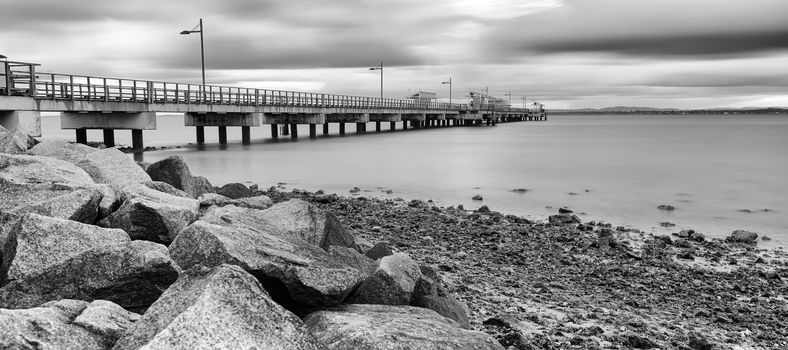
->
[0, 136, 498, 349]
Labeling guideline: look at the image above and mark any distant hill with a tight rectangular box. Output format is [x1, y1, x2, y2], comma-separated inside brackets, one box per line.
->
[551, 106, 788, 115]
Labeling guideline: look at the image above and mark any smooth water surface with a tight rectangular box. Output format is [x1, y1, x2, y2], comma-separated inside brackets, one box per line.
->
[41, 113, 788, 245]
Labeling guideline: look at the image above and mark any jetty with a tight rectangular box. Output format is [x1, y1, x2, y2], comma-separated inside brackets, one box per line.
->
[1, 60, 546, 149]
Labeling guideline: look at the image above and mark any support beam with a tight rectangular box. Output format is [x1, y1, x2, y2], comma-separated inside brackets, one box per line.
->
[75, 129, 87, 145]
[356, 122, 365, 134]
[218, 126, 228, 144]
[102, 129, 115, 147]
[403, 122, 408, 130]
[323, 122, 329, 135]
[242, 126, 251, 145]
[196, 126, 205, 144]
[271, 124, 278, 139]
[290, 123, 298, 139]
[131, 130, 143, 150]
[375, 121, 381, 132]
[390, 121, 396, 131]
[309, 124, 316, 138]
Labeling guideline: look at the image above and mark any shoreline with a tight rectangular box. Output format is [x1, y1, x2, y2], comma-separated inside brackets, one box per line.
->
[258, 186, 788, 349]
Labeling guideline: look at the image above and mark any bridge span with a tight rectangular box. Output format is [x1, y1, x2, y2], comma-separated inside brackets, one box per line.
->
[1, 60, 546, 149]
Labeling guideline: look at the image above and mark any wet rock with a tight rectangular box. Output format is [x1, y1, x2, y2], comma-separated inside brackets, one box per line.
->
[472, 194, 483, 201]
[99, 184, 199, 244]
[77, 148, 151, 191]
[145, 155, 214, 198]
[365, 242, 394, 260]
[1, 213, 130, 283]
[350, 253, 422, 305]
[558, 207, 573, 214]
[305, 304, 503, 350]
[511, 188, 528, 193]
[726, 230, 758, 244]
[657, 205, 675, 211]
[0, 240, 179, 311]
[0, 127, 38, 154]
[412, 296, 471, 329]
[216, 182, 253, 199]
[660, 221, 676, 227]
[113, 264, 324, 350]
[476, 205, 491, 213]
[0, 153, 95, 186]
[169, 219, 370, 310]
[7, 187, 103, 224]
[0, 299, 137, 350]
[142, 180, 193, 198]
[27, 140, 97, 163]
[548, 214, 581, 225]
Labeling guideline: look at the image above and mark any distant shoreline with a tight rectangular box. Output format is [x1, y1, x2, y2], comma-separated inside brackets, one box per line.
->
[551, 108, 788, 115]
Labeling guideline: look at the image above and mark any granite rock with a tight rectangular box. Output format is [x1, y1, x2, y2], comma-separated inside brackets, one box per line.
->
[350, 253, 422, 305]
[77, 148, 151, 191]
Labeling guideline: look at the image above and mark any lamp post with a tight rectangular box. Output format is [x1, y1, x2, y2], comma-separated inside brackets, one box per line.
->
[441, 78, 452, 108]
[522, 96, 527, 108]
[369, 61, 383, 100]
[504, 91, 512, 109]
[180, 19, 206, 91]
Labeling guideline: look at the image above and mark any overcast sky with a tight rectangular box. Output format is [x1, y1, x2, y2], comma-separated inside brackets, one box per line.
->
[2, 0, 787, 109]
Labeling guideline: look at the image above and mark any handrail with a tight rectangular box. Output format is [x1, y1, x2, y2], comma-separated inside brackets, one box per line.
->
[21, 70, 530, 113]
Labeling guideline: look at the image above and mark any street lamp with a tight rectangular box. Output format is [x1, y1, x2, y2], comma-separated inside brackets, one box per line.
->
[441, 78, 452, 108]
[180, 19, 206, 92]
[504, 91, 512, 110]
[369, 61, 383, 100]
[522, 96, 527, 108]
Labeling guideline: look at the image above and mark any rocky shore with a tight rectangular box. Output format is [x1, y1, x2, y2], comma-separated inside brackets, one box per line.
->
[1, 126, 786, 349]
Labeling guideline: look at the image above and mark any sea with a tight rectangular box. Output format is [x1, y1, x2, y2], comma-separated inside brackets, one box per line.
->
[40, 113, 788, 246]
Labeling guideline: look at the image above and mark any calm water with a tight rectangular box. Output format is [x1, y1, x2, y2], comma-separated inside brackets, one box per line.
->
[41, 113, 788, 245]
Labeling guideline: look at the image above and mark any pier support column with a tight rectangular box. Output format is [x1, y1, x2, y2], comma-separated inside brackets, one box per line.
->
[102, 129, 115, 147]
[290, 124, 298, 139]
[356, 122, 365, 134]
[375, 121, 381, 132]
[339, 123, 346, 135]
[403, 122, 408, 130]
[309, 124, 316, 138]
[242, 126, 251, 145]
[281, 124, 289, 136]
[218, 126, 228, 144]
[271, 124, 278, 139]
[196, 126, 205, 144]
[390, 121, 396, 131]
[76, 129, 87, 145]
[323, 122, 329, 135]
[131, 130, 143, 150]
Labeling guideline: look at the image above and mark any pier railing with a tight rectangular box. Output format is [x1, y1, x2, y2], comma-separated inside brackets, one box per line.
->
[2, 62, 528, 113]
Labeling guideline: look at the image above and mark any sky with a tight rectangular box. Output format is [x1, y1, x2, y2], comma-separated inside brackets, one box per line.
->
[1, 0, 787, 109]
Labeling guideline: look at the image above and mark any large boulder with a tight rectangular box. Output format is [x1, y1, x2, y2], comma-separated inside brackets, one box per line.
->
[7, 187, 103, 224]
[27, 140, 98, 163]
[412, 296, 471, 329]
[258, 199, 360, 252]
[0, 299, 139, 350]
[169, 217, 371, 311]
[77, 148, 151, 191]
[726, 230, 759, 244]
[114, 264, 325, 350]
[216, 182, 253, 199]
[350, 253, 422, 305]
[0, 127, 38, 154]
[412, 264, 448, 300]
[145, 155, 213, 198]
[1, 213, 130, 283]
[198, 192, 274, 210]
[0, 240, 180, 311]
[305, 304, 504, 350]
[141, 180, 193, 199]
[99, 184, 199, 244]
[0, 153, 95, 186]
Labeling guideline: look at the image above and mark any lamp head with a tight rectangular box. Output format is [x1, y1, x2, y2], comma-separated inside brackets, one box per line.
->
[180, 30, 192, 35]
[0, 54, 7, 59]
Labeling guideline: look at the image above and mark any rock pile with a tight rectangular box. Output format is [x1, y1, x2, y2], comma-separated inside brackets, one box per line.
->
[0, 136, 493, 349]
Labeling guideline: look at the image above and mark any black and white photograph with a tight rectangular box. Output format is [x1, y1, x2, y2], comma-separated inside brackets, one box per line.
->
[1, 0, 787, 349]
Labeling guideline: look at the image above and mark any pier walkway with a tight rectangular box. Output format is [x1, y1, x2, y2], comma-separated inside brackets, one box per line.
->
[0, 60, 546, 149]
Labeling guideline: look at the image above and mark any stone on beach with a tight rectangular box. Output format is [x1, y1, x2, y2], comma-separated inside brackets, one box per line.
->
[0, 153, 95, 186]
[99, 184, 199, 244]
[548, 213, 581, 225]
[0, 240, 179, 311]
[350, 252, 422, 305]
[113, 264, 325, 350]
[726, 230, 759, 244]
[0, 127, 38, 155]
[216, 182, 253, 199]
[27, 140, 98, 163]
[169, 216, 370, 310]
[77, 147, 151, 191]
[1, 213, 130, 283]
[304, 304, 504, 350]
[364, 242, 394, 260]
[257, 199, 360, 251]
[0, 299, 139, 350]
[411, 295, 471, 329]
[145, 155, 214, 198]
[197, 192, 274, 210]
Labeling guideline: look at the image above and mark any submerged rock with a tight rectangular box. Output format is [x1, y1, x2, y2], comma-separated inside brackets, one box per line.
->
[114, 264, 324, 350]
[305, 304, 503, 350]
